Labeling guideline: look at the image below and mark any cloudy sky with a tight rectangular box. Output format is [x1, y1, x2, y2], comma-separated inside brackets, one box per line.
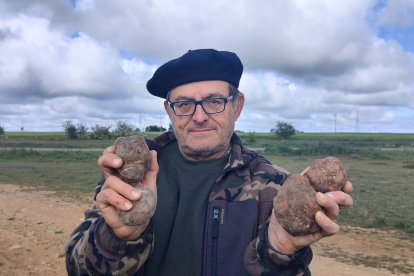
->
[0, 0, 413, 133]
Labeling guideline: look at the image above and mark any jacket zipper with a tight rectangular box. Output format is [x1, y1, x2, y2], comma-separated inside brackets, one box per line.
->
[211, 207, 220, 276]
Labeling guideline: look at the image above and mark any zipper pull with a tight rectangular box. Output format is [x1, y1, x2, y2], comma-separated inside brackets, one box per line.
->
[211, 207, 220, 239]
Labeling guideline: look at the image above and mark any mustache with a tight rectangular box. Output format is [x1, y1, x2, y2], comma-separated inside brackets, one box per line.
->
[187, 123, 216, 131]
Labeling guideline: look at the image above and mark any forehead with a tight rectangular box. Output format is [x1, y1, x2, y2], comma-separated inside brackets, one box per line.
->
[169, 80, 229, 100]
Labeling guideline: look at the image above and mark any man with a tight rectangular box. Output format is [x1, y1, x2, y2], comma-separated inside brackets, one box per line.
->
[66, 49, 353, 275]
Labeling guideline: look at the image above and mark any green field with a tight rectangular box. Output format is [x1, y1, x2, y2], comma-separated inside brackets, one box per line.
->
[1, 131, 414, 239]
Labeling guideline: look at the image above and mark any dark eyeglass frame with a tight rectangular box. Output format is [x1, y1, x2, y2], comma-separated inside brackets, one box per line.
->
[168, 95, 234, 116]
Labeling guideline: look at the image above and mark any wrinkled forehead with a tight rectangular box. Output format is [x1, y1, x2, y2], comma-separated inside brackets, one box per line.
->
[168, 80, 230, 100]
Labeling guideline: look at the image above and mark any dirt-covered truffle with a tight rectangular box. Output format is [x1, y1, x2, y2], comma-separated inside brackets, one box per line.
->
[114, 135, 156, 226]
[305, 156, 347, 193]
[273, 174, 322, 236]
[114, 135, 151, 183]
[273, 156, 348, 236]
[118, 187, 157, 225]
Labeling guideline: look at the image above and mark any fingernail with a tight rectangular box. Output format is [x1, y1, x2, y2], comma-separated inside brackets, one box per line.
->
[113, 158, 122, 166]
[316, 211, 324, 220]
[325, 193, 335, 200]
[131, 190, 140, 200]
[124, 201, 133, 210]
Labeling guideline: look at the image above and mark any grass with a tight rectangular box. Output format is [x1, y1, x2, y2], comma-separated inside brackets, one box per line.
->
[238, 131, 414, 149]
[342, 152, 414, 235]
[267, 150, 414, 239]
[0, 131, 162, 149]
[1, 132, 414, 239]
[0, 149, 101, 195]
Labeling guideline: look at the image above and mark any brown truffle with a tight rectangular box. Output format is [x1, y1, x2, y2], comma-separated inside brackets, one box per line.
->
[114, 135, 156, 226]
[114, 135, 151, 183]
[305, 156, 347, 193]
[273, 175, 322, 236]
[273, 156, 348, 236]
[118, 187, 157, 226]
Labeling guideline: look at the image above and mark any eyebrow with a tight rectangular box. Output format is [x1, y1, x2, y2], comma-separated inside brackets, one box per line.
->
[171, 93, 226, 102]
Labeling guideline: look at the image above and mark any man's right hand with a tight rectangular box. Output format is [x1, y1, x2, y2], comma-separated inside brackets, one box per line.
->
[96, 146, 158, 241]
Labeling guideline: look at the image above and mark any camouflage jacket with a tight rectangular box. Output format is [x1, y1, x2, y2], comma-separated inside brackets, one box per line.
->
[66, 132, 312, 275]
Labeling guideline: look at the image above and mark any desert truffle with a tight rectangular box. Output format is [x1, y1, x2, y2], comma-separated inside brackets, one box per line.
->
[114, 135, 151, 183]
[273, 156, 348, 236]
[273, 174, 322, 236]
[305, 156, 347, 193]
[114, 135, 156, 226]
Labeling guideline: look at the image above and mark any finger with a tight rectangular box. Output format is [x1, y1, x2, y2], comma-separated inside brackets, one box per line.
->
[96, 199, 134, 233]
[316, 192, 339, 220]
[315, 211, 339, 236]
[98, 153, 123, 169]
[267, 215, 298, 254]
[300, 166, 311, 176]
[343, 181, 353, 194]
[96, 187, 134, 211]
[325, 191, 354, 209]
[98, 153, 123, 177]
[102, 175, 141, 200]
[103, 146, 116, 154]
[269, 212, 321, 253]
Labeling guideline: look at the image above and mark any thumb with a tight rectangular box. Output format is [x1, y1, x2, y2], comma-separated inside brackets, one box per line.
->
[300, 166, 311, 176]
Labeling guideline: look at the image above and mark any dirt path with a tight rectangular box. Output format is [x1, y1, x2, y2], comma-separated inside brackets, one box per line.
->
[1, 183, 413, 275]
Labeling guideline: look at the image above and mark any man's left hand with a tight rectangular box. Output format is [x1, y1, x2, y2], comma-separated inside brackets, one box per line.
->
[267, 181, 353, 254]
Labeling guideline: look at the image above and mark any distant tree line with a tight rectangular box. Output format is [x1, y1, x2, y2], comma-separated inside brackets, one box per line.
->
[62, 120, 167, 140]
[2, 120, 297, 140]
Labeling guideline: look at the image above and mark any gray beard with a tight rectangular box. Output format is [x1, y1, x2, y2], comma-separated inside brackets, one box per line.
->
[178, 143, 229, 161]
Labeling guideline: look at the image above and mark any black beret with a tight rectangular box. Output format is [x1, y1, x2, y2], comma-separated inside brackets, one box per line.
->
[146, 49, 243, 98]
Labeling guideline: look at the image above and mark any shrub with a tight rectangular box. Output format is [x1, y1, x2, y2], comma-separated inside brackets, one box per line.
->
[62, 120, 78, 139]
[112, 121, 139, 138]
[90, 124, 112, 140]
[77, 123, 89, 138]
[273, 121, 296, 139]
[145, 125, 166, 132]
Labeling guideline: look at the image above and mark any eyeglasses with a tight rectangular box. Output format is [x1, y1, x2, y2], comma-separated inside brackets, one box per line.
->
[168, 95, 234, 116]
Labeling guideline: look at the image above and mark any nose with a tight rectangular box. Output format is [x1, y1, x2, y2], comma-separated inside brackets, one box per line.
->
[192, 104, 209, 123]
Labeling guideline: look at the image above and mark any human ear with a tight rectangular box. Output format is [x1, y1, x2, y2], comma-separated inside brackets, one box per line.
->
[164, 101, 174, 120]
[234, 93, 245, 119]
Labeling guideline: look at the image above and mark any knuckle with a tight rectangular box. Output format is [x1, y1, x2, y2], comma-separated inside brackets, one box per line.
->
[97, 155, 105, 166]
[105, 175, 120, 188]
[96, 191, 104, 203]
[101, 189, 123, 208]
[330, 223, 340, 234]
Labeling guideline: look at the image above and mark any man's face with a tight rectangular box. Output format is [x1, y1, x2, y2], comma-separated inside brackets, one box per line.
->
[164, 80, 244, 160]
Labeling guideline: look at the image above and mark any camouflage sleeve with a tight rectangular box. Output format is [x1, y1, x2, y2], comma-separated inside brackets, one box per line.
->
[243, 157, 312, 275]
[65, 181, 154, 275]
[244, 220, 312, 276]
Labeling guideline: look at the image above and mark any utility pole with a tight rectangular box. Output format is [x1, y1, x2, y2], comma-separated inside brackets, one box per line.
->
[355, 111, 359, 133]
[334, 113, 337, 133]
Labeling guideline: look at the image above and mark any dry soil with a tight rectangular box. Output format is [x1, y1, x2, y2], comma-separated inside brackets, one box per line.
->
[1, 184, 413, 275]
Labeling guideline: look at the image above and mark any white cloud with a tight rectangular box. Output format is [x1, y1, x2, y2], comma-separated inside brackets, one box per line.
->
[0, 0, 413, 133]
